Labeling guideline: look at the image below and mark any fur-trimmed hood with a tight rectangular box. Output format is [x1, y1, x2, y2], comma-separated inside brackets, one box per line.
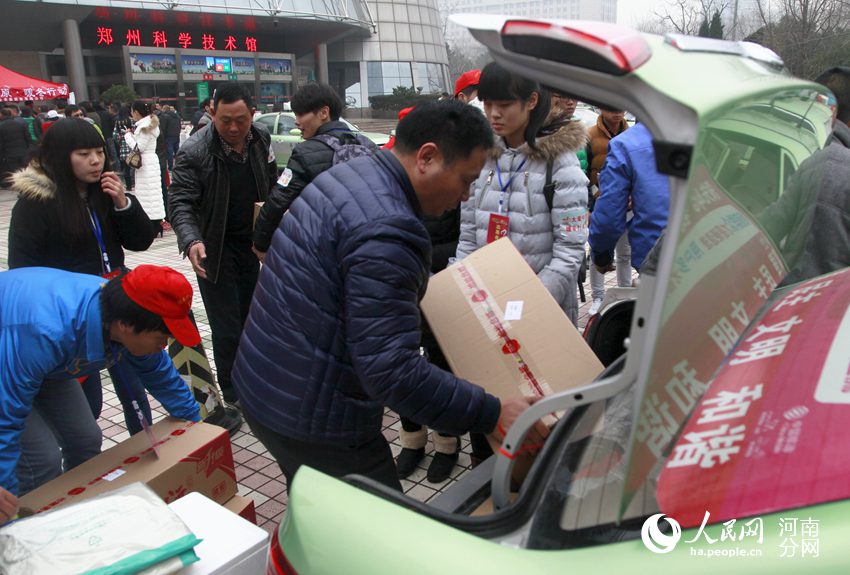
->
[10, 163, 57, 202]
[135, 113, 159, 133]
[490, 109, 588, 162]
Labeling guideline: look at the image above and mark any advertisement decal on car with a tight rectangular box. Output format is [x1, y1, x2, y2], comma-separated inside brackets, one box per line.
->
[658, 267, 850, 527]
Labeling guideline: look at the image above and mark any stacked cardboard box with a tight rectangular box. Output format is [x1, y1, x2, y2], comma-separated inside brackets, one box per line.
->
[19, 418, 256, 523]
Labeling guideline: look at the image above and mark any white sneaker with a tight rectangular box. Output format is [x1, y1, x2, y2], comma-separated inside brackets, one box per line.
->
[588, 299, 603, 316]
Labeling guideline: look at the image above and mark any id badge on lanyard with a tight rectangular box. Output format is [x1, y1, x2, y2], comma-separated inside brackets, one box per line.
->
[88, 207, 119, 279]
[487, 158, 526, 244]
[487, 213, 510, 243]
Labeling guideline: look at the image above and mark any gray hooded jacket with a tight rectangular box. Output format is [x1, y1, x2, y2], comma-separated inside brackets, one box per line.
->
[456, 114, 589, 324]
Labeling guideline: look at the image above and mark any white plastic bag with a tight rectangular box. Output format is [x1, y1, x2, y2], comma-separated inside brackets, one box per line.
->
[0, 482, 200, 575]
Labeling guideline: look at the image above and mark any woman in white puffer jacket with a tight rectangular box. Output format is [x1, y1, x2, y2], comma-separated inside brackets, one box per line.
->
[456, 62, 589, 325]
[129, 101, 164, 234]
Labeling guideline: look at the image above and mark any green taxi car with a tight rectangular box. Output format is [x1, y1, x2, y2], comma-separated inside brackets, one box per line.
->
[254, 111, 390, 172]
[267, 16, 850, 574]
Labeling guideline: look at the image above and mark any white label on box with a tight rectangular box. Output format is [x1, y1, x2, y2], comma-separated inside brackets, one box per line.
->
[504, 300, 524, 321]
[103, 469, 126, 482]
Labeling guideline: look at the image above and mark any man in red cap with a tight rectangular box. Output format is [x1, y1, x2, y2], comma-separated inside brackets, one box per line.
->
[381, 106, 414, 151]
[454, 69, 482, 109]
[0, 265, 202, 496]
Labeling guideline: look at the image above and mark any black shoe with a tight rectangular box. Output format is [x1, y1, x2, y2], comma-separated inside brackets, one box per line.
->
[395, 447, 425, 479]
[204, 406, 243, 437]
[427, 450, 459, 483]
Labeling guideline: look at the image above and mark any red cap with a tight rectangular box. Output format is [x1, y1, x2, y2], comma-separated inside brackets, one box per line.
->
[383, 106, 416, 150]
[454, 69, 481, 97]
[122, 265, 201, 347]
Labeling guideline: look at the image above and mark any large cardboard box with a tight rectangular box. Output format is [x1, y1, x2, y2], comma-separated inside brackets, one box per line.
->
[19, 418, 237, 515]
[422, 237, 603, 401]
[422, 238, 603, 472]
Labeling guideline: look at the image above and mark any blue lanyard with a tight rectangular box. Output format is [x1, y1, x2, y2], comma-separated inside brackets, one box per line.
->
[87, 207, 111, 274]
[495, 157, 527, 213]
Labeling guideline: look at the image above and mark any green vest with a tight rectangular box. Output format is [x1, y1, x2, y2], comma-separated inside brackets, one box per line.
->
[21, 117, 38, 142]
[576, 146, 588, 173]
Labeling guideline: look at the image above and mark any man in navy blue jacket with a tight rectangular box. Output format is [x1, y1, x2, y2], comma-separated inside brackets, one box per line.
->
[233, 101, 546, 491]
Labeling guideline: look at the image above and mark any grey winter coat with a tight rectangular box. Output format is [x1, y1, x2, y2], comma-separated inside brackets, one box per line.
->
[456, 113, 589, 324]
[759, 120, 850, 285]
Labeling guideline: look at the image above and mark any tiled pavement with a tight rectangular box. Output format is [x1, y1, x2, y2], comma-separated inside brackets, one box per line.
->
[0, 187, 621, 538]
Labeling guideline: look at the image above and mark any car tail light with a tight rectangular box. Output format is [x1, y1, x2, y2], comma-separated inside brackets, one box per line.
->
[267, 536, 299, 575]
[500, 19, 652, 75]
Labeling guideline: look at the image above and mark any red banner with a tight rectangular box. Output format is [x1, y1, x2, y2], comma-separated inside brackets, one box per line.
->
[0, 73, 68, 102]
[658, 268, 850, 527]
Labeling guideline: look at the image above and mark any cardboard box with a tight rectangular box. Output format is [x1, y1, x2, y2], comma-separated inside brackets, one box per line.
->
[421, 238, 603, 473]
[19, 418, 237, 515]
[471, 494, 518, 517]
[422, 237, 603, 401]
[224, 494, 258, 525]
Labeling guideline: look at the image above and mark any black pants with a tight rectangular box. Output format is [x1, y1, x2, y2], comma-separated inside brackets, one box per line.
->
[196, 239, 259, 403]
[122, 163, 135, 190]
[243, 409, 402, 494]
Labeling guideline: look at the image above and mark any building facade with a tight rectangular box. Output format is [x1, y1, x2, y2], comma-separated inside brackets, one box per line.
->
[0, 0, 450, 115]
[329, 0, 450, 108]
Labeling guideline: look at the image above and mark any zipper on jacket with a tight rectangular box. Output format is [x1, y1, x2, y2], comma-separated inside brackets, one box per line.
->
[524, 170, 532, 213]
[476, 170, 494, 209]
[213, 162, 228, 283]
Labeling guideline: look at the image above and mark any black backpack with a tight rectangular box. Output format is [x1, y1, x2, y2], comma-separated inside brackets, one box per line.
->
[313, 132, 377, 165]
[543, 158, 556, 210]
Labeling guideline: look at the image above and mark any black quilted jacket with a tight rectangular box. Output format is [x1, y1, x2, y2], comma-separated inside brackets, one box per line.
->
[253, 120, 355, 252]
[168, 123, 277, 282]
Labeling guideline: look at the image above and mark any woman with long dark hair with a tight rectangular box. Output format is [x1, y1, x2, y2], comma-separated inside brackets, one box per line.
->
[129, 100, 165, 234]
[456, 62, 589, 324]
[9, 118, 153, 274]
[7, 119, 156, 492]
